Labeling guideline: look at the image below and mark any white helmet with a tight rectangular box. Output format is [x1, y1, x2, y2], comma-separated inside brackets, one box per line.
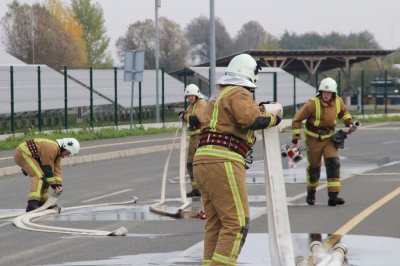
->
[318, 77, 337, 94]
[56, 138, 80, 156]
[184, 84, 202, 98]
[226, 54, 261, 84]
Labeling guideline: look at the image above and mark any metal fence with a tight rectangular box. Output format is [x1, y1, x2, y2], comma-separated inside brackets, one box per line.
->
[1, 65, 399, 134]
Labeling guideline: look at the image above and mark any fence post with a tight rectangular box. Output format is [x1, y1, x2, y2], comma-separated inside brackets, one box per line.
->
[37, 66, 42, 131]
[273, 72, 277, 102]
[114, 67, 118, 127]
[293, 72, 297, 116]
[361, 71, 364, 116]
[89, 66, 94, 128]
[384, 70, 388, 114]
[162, 68, 165, 123]
[64, 66, 68, 130]
[10, 66, 15, 134]
[184, 68, 187, 109]
[139, 81, 142, 124]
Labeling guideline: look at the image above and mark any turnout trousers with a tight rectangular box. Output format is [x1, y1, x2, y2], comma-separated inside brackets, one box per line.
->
[194, 161, 250, 266]
[187, 135, 200, 190]
[305, 136, 341, 193]
[14, 149, 49, 203]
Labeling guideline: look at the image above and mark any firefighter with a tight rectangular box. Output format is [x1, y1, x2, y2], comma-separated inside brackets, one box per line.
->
[14, 138, 80, 212]
[193, 53, 281, 265]
[291, 77, 355, 206]
[180, 84, 208, 197]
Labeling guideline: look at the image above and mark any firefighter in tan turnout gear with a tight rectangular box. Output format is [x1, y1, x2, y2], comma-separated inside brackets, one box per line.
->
[292, 77, 355, 206]
[193, 54, 282, 266]
[14, 138, 80, 212]
[180, 84, 207, 197]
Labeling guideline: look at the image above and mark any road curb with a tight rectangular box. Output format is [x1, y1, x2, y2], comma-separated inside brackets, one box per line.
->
[0, 143, 180, 177]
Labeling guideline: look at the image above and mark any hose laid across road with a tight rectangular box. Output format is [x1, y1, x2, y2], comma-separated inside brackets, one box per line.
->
[12, 196, 137, 236]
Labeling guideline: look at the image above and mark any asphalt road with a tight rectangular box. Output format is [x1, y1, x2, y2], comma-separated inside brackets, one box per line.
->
[0, 122, 399, 265]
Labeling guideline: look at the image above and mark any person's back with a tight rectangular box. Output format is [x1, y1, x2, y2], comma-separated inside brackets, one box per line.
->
[193, 53, 282, 265]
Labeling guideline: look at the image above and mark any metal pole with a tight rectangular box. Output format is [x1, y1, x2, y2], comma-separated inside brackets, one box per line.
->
[162, 68, 165, 123]
[209, 0, 216, 94]
[384, 70, 388, 114]
[293, 72, 297, 116]
[114, 67, 118, 127]
[273, 72, 277, 102]
[89, 67, 93, 128]
[155, 0, 161, 122]
[184, 68, 187, 109]
[361, 71, 364, 116]
[64, 66, 68, 130]
[130, 81, 134, 130]
[10, 66, 15, 134]
[37, 66, 42, 132]
[139, 82, 142, 124]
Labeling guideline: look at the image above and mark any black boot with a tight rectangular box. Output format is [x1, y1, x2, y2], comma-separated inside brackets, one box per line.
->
[186, 189, 201, 197]
[26, 200, 40, 212]
[306, 189, 316, 205]
[328, 192, 345, 206]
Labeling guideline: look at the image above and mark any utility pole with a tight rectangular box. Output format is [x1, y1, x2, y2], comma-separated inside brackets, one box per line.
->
[209, 0, 216, 95]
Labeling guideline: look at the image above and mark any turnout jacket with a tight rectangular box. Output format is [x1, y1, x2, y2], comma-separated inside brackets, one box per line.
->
[194, 85, 279, 166]
[17, 138, 63, 185]
[292, 95, 352, 141]
[186, 98, 207, 136]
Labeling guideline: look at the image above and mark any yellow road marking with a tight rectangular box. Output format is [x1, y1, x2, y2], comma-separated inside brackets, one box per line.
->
[323, 186, 400, 249]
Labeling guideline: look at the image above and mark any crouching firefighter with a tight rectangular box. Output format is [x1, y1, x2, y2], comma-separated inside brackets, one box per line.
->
[14, 138, 80, 212]
[291, 77, 356, 207]
[179, 84, 207, 197]
[193, 53, 282, 265]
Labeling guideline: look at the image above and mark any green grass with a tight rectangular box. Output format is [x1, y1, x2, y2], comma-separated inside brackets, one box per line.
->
[0, 126, 177, 151]
[1, 114, 399, 151]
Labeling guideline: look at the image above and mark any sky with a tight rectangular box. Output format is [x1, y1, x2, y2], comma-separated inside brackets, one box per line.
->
[1, 0, 400, 63]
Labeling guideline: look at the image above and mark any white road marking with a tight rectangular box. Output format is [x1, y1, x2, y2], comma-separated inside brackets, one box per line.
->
[0, 137, 175, 161]
[81, 189, 133, 203]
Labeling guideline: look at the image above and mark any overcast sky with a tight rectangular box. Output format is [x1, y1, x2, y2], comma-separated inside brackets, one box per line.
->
[1, 0, 400, 62]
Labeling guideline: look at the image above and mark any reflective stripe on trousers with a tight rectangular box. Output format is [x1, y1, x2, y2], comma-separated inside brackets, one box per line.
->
[194, 161, 249, 265]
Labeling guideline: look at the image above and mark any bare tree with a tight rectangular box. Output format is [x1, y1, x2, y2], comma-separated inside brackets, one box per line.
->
[116, 17, 188, 71]
[185, 16, 233, 64]
[233, 21, 279, 52]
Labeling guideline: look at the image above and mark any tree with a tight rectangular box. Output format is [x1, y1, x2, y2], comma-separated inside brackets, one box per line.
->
[185, 16, 233, 64]
[279, 30, 381, 50]
[71, 0, 112, 67]
[1, 0, 87, 67]
[159, 17, 189, 71]
[46, 0, 87, 66]
[116, 19, 155, 69]
[233, 21, 279, 52]
[116, 17, 188, 71]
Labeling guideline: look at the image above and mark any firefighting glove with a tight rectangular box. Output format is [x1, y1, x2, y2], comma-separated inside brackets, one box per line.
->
[348, 124, 356, 134]
[178, 111, 186, 120]
[258, 101, 271, 107]
[258, 101, 271, 112]
[21, 168, 28, 176]
[51, 184, 63, 196]
[188, 115, 200, 128]
[42, 165, 54, 178]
